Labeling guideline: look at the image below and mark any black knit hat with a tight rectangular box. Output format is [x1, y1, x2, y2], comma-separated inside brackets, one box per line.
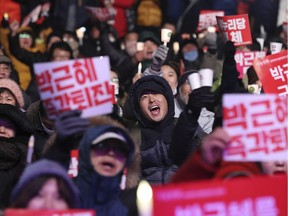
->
[247, 66, 259, 85]
[176, 70, 198, 94]
[138, 31, 161, 46]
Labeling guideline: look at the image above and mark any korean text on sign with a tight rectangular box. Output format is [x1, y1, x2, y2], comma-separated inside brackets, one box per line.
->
[223, 94, 287, 161]
[235, 51, 266, 78]
[152, 175, 286, 216]
[253, 50, 288, 97]
[216, 14, 252, 46]
[197, 10, 224, 32]
[33, 57, 113, 119]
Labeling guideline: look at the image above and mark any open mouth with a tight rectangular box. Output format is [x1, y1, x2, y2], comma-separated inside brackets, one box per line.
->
[101, 161, 115, 169]
[149, 105, 160, 114]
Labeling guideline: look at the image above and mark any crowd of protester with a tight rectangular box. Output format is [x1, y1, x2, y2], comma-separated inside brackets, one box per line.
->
[0, 0, 287, 215]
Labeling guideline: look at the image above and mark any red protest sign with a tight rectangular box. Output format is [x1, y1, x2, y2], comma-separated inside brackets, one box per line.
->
[235, 51, 266, 78]
[68, 150, 79, 178]
[5, 209, 95, 216]
[253, 50, 288, 97]
[153, 175, 287, 216]
[216, 14, 252, 46]
[223, 94, 287, 161]
[197, 10, 224, 32]
[33, 57, 114, 119]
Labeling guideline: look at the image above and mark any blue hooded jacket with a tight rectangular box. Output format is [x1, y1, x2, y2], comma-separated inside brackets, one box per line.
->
[76, 125, 135, 216]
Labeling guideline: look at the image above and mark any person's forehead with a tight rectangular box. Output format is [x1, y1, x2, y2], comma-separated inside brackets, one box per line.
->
[0, 63, 9, 67]
[162, 65, 176, 74]
[125, 32, 138, 41]
[144, 40, 157, 46]
[183, 43, 197, 50]
[0, 90, 14, 95]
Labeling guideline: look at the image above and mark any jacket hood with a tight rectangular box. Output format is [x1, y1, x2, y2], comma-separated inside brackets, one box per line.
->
[11, 159, 80, 207]
[0, 104, 33, 136]
[76, 124, 136, 208]
[130, 75, 175, 129]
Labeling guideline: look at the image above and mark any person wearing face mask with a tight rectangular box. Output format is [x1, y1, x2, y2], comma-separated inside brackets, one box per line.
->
[179, 36, 203, 72]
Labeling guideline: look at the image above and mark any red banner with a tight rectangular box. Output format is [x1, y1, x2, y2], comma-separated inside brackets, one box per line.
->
[68, 150, 79, 178]
[235, 51, 266, 78]
[216, 14, 252, 46]
[253, 50, 288, 97]
[5, 209, 95, 216]
[153, 175, 287, 216]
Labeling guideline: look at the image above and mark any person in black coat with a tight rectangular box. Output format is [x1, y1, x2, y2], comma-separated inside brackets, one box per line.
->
[129, 75, 202, 184]
[0, 104, 33, 209]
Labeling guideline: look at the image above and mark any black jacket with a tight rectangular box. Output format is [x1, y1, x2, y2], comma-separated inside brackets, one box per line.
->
[130, 75, 178, 184]
[0, 104, 33, 208]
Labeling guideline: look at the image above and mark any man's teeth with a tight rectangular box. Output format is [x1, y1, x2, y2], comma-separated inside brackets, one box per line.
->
[150, 105, 159, 111]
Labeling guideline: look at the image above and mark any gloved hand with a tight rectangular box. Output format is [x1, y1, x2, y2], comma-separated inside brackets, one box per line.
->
[187, 86, 215, 119]
[150, 45, 169, 73]
[55, 110, 89, 141]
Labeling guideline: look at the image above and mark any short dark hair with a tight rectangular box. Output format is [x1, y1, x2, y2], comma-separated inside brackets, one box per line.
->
[48, 41, 73, 61]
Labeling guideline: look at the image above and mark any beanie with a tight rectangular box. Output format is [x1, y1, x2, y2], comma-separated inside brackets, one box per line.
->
[0, 79, 24, 108]
[11, 159, 80, 207]
[138, 31, 161, 46]
[176, 70, 198, 94]
[0, 55, 11, 65]
[247, 66, 259, 85]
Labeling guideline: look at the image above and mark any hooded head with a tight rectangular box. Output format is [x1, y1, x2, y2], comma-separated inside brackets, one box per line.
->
[0, 79, 24, 108]
[0, 104, 32, 137]
[11, 159, 80, 208]
[130, 75, 174, 128]
[79, 125, 135, 172]
[77, 124, 136, 207]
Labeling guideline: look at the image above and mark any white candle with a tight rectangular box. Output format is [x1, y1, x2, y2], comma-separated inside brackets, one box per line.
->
[26, 135, 35, 164]
[136, 180, 153, 216]
[76, 27, 86, 45]
[173, 42, 179, 55]
[138, 62, 142, 74]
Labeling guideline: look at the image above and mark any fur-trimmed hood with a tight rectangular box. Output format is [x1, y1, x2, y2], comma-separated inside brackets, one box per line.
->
[45, 115, 140, 189]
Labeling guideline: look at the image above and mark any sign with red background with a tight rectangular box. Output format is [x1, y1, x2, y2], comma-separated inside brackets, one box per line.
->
[216, 14, 252, 46]
[253, 50, 288, 97]
[153, 175, 287, 216]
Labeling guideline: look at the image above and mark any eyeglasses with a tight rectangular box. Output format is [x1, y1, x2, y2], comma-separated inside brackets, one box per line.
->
[19, 33, 31, 39]
[91, 142, 129, 161]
